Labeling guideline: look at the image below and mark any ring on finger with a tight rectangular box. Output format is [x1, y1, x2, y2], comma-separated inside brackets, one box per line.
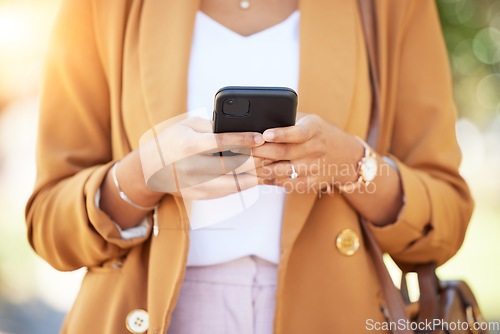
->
[290, 163, 298, 179]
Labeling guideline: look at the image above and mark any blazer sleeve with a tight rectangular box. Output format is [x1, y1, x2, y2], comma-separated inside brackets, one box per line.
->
[25, 0, 150, 271]
[368, 1, 474, 267]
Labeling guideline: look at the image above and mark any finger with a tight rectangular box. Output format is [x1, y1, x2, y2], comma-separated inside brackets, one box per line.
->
[262, 119, 314, 144]
[174, 153, 270, 185]
[247, 161, 293, 179]
[215, 131, 265, 148]
[211, 155, 273, 176]
[180, 173, 260, 200]
[252, 160, 315, 180]
[144, 153, 256, 193]
[228, 148, 278, 167]
[251, 140, 322, 161]
[233, 156, 275, 174]
[183, 131, 264, 156]
[175, 154, 251, 178]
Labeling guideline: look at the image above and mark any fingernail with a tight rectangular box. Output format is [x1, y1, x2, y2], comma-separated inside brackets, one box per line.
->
[254, 134, 264, 145]
[264, 131, 275, 141]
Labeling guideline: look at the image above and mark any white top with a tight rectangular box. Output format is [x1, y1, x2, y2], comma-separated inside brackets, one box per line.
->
[185, 11, 300, 266]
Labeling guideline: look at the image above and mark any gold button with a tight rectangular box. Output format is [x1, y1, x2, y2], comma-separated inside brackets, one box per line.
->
[126, 309, 149, 333]
[336, 228, 360, 256]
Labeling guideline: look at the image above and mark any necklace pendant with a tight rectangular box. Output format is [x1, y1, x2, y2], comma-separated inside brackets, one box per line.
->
[239, 0, 250, 9]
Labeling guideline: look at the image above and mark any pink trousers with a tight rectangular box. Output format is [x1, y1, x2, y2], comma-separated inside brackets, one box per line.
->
[167, 256, 278, 334]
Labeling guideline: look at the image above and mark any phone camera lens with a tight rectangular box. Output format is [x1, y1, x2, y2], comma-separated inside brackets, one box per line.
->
[221, 97, 250, 117]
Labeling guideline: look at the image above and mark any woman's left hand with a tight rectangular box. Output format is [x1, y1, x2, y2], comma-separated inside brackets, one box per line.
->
[248, 113, 364, 193]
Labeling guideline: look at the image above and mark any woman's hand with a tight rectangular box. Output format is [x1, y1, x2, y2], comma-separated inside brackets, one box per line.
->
[248, 113, 363, 193]
[144, 116, 267, 200]
[100, 116, 267, 229]
[246, 112, 403, 225]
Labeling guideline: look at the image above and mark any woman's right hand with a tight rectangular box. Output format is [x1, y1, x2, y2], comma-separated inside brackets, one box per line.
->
[100, 115, 267, 229]
[143, 116, 267, 200]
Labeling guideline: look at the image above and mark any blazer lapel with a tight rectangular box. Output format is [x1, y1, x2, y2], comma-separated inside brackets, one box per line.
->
[139, 0, 200, 128]
[298, 0, 357, 128]
[139, 1, 199, 332]
[279, 0, 358, 258]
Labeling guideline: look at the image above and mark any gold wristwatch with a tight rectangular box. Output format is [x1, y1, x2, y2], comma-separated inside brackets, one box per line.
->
[338, 137, 378, 193]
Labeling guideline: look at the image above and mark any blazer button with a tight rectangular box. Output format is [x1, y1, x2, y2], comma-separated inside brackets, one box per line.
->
[336, 228, 360, 256]
[126, 309, 149, 333]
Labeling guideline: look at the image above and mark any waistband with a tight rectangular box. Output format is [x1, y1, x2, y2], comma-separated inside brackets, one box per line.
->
[183, 255, 277, 286]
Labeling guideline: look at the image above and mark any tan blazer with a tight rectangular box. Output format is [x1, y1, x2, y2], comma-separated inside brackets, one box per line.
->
[26, 0, 473, 333]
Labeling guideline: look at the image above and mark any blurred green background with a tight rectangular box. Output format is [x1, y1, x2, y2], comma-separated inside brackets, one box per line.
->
[0, 0, 499, 333]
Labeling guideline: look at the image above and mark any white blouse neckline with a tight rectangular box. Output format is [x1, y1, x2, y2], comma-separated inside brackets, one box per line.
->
[197, 10, 300, 39]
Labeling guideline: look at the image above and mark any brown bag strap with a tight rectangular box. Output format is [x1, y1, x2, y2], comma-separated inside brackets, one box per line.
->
[400, 264, 440, 321]
[357, 1, 414, 333]
[359, 220, 414, 334]
[414, 265, 439, 322]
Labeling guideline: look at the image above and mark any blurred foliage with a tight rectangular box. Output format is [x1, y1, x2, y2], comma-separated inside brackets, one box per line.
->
[436, 0, 500, 126]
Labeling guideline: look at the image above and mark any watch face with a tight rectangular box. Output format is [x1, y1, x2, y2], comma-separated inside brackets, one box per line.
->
[362, 156, 378, 182]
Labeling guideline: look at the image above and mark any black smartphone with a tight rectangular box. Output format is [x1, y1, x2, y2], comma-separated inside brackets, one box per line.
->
[212, 86, 297, 133]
